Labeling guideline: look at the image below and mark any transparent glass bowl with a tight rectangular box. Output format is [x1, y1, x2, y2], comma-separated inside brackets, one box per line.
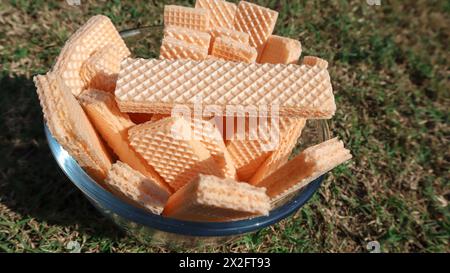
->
[43, 27, 332, 248]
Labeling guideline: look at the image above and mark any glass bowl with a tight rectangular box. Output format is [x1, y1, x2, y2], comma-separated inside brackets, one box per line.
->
[43, 27, 332, 248]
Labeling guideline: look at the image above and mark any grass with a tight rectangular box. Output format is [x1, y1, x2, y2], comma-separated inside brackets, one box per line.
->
[0, 0, 448, 252]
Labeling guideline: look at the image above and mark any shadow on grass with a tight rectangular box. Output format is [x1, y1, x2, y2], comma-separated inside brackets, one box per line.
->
[0, 74, 126, 241]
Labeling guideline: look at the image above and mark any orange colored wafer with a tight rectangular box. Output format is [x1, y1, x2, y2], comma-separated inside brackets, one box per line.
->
[257, 138, 352, 200]
[163, 174, 270, 222]
[195, 0, 237, 29]
[210, 27, 250, 44]
[78, 89, 172, 195]
[34, 73, 112, 181]
[211, 36, 257, 63]
[302, 56, 329, 69]
[80, 44, 123, 93]
[160, 36, 208, 61]
[128, 117, 222, 191]
[260, 35, 302, 64]
[226, 117, 301, 181]
[233, 1, 278, 59]
[249, 118, 306, 185]
[163, 25, 211, 49]
[115, 58, 336, 118]
[105, 162, 169, 215]
[52, 15, 130, 97]
[164, 5, 210, 32]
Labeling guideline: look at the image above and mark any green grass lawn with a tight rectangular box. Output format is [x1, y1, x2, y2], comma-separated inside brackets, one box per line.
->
[0, 0, 448, 252]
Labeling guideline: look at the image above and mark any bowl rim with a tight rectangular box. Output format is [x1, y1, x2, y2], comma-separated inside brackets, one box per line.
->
[45, 124, 325, 237]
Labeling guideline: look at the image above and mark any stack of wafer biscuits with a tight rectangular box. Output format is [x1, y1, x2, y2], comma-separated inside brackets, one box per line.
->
[35, 1, 352, 223]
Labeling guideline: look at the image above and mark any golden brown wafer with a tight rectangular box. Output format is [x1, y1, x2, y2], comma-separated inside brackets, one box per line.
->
[195, 0, 237, 29]
[163, 25, 211, 48]
[128, 117, 222, 191]
[80, 44, 123, 93]
[78, 89, 172, 195]
[164, 5, 210, 32]
[160, 36, 208, 61]
[211, 36, 257, 63]
[34, 74, 112, 181]
[257, 138, 352, 200]
[162, 174, 270, 222]
[233, 1, 278, 60]
[249, 118, 306, 185]
[52, 15, 130, 97]
[105, 162, 169, 215]
[260, 35, 302, 64]
[115, 58, 336, 118]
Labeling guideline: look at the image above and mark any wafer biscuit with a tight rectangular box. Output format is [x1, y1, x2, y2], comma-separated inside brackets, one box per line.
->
[163, 174, 270, 221]
[195, 0, 237, 29]
[128, 117, 222, 191]
[163, 26, 211, 49]
[209, 27, 250, 53]
[211, 36, 257, 63]
[233, 1, 278, 59]
[164, 5, 210, 32]
[34, 74, 112, 181]
[226, 117, 301, 181]
[115, 58, 336, 118]
[190, 118, 236, 179]
[79, 89, 173, 194]
[209, 27, 250, 45]
[257, 138, 352, 200]
[260, 35, 302, 64]
[52, 15, 130, 97]
[302, 56, 329, 69]
[249, 118, 306, 185]
[160, 36, 208, 61]
[106, 162, 169, 215]
[130, 117, 236, 179]
[80, 44, 123, 93]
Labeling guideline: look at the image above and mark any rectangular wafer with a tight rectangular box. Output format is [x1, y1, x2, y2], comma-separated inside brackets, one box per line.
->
[163, 174, 270, 222]
[160, 36, 208, 61]
[164, 5, 210, 32]
[80, 44, 123, 93]
[130, 116, 236, 179]
[260, 35, 302, 64]
[105, 162, 169, 215]
[195, 0, 237, 29]
[233, 1, 278, 59]
[78, 89, 172, 195]
[115, 58, 336, 118]
[163, 25, 211, 48]
[256, 138, 352, 200]
[34, 73, 112, 181]
[128, 117, 223, 191]
[190, 118, 237, 179]
[226, 117, 302, 181]
[249, 118, 306, 185]
[52, 15, 130, 97]
[211, 36, 257, 63]
[209, 27, 250, 54]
